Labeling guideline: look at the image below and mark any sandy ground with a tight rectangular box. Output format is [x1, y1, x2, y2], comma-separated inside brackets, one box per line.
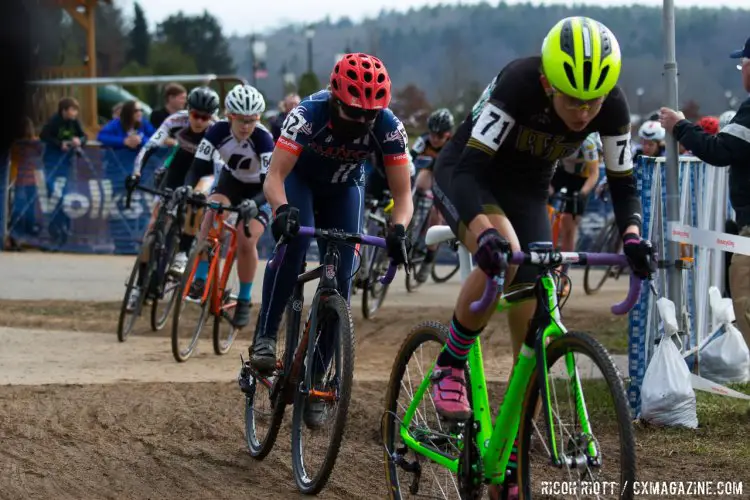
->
[3, 252, 736, 500]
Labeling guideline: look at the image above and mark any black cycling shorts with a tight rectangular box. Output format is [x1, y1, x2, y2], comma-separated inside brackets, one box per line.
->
[550, 169, 589, 216]
[432, 147, 551, 296]
[211, 169, 271, 227]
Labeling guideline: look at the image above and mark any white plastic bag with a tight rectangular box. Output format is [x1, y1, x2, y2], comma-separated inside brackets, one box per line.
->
[699, 287, 750, 384]
[641, 298, 698, 428]
[641, 338, 698, 428]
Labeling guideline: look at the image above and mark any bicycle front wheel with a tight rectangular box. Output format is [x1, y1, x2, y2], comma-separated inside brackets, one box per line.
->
[171, 241, 212, 362]
[150, 224, 180, 331]
[117, 248, 150, 342]
[383, 321, 472, 499]
[431, 241, 460, 284]
[518, 331, 636, 500]
[583, 219, 619, 295]
[362, 246, 391, 319]
[290, 293, 354, 494]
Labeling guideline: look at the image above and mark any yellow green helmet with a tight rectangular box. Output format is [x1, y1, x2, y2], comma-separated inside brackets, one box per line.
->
[541, 17, 622, 100]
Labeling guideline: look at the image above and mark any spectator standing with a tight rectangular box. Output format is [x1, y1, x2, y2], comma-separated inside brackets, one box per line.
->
[97, 100, 154, 150]
[268, 92, 300, 141]
[660, 35, 750, 349]
[149, 83, 187, 132]
[39, 97, 87, 152]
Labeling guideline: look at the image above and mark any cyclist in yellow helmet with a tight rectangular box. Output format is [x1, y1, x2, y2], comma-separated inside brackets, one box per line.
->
[428, 17, 655, 498]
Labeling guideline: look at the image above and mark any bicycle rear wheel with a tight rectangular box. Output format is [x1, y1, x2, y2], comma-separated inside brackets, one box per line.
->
[171, 240, 212, 362]
[518, 332, 635, 500]
[117, 247, 151, 342]
[290, 294, 354, 494]
[383, 321, 473, 499]
[583, 219, 619, 295]
[431, 241, 460, 283]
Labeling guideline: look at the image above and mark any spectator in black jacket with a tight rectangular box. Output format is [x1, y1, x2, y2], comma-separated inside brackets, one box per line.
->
[661, 35, 750, 349]
[149, 83, 187, 132]
[660, 36, 750, 228]
[39, 97, 87, 152]
[269, 93, 300, 141]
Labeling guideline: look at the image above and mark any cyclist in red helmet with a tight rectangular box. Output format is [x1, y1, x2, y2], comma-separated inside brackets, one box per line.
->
[248, 52, 414, 427]
[697, 115, 720, 135]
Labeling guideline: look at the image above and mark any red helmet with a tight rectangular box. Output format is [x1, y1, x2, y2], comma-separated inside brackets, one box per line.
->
[698, 116, 719, 135]
[330, 53, 391, 110]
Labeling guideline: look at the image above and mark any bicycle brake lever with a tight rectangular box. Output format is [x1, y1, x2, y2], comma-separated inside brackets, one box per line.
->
[400, 240, 411, 275]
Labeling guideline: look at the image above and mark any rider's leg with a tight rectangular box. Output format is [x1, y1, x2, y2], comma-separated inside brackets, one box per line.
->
[311, 183, 364, 374]
[414, 168, 438, 281]
[232, 216, 267, 327]
[250, 171, 314, 370]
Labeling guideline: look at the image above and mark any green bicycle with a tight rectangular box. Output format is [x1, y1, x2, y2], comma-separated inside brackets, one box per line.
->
[382, 239, 642, 499]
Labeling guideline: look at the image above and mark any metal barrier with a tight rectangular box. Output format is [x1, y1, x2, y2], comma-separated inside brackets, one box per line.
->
[627, 156, 731, 416]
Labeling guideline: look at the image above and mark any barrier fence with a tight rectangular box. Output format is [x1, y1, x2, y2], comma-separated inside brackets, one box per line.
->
[1, 141, 615, 259]
[628, 156, 731, 417]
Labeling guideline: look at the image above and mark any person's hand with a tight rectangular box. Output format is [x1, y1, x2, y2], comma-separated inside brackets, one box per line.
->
[622, 232, 656, 279]
[271, 204, 300, 242]
[163, 137, 177, 147]
[385, 223, 410, 265]
[123, 135, 137, 148]
[238, 199, 259, 222]
[474, 228, 511, 278]
[71, 137, 81, 147]
[658, 107, 686, 134]
[61, 141, 70, 152]
[124, 174, 139, 192]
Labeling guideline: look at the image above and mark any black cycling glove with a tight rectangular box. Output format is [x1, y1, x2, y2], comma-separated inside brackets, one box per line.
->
[271, 204, 300, 242]
[474, 228, 510, 278]
[385, 223, 409, 265]
[622, 232, 656, 279]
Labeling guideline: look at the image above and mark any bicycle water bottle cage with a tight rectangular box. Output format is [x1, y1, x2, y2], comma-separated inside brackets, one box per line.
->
[529, 241, 554, 253]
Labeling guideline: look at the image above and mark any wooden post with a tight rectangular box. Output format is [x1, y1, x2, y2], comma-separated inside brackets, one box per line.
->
[85, 0, 98, 132]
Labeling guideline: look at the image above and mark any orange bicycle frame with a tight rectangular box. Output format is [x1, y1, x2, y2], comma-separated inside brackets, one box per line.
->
[182, 208, 239, 316]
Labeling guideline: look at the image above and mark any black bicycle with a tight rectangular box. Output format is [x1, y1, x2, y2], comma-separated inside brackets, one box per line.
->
[117, 178, 190, 341]
[583, 183, 626, 295]
[405, 189, 435, 292]
[238, 226, 405, 495]
[358, 191, 397, 319]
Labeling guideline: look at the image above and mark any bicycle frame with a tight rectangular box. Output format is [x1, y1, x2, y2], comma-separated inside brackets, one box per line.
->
[183, 207, 238, 317]
[397, 269, 593, 485]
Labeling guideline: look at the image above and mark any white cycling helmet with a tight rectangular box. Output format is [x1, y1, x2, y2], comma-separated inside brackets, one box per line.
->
[225, 84, 265, 116]
[719, 110, 736, 130]
[638, 120, 665, 142]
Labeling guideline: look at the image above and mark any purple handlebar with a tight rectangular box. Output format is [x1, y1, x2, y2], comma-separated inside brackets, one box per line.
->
[267, 225, 399, 285]
[469, 251, 642, 315]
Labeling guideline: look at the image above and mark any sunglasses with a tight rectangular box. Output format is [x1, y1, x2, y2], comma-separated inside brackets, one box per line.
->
[338, 100, 379, 121]
[134, 108, 143, 112]
[551, 88, 605, 111]
[190, 110, 212, 122]
[230, 114, 259, 125]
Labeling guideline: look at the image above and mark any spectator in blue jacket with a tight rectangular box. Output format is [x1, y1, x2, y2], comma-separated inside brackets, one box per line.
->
[97, 100, 154, 150]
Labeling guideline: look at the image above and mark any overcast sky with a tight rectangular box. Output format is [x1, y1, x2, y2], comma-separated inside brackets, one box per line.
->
[120, 0, 750, 36]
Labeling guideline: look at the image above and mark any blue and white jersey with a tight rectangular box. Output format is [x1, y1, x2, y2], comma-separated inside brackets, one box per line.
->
[194, 120, 274, 184]
[275, 89, 410, 186]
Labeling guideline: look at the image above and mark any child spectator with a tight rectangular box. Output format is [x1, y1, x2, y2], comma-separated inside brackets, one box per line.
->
[39, 97, 87, 152]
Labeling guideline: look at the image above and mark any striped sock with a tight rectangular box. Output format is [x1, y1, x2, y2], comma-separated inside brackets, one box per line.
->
[506, 437, 519, 483]
[436, 315, 483, 368]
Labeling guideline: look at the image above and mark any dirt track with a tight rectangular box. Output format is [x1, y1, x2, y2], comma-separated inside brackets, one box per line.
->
[2, 253, 747, 499]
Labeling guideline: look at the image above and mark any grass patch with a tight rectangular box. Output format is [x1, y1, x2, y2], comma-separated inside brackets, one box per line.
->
[565, 314, 629, 354]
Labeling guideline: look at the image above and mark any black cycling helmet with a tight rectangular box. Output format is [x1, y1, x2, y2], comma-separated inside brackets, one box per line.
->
[427, 108, 454, 134]
[187, 87, 220, 114]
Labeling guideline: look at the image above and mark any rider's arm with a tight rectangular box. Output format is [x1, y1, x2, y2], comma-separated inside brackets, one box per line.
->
[454, 100, 515, 236]
[249, 126, 275, 206]
[599, 88, 642, 237]
[133, 118, 174, 176]
[672, 98, 750, 167]
[266, 104, 314, 212]
[580, 139, 600, 196]
[379, 112, 414, 227]
[409, 135, 426, 161]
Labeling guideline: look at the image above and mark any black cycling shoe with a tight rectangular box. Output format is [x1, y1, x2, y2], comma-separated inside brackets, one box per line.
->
[233, 300, 251, 327]
[250, 336, 277, 372]
[188, 278, 205, 301]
